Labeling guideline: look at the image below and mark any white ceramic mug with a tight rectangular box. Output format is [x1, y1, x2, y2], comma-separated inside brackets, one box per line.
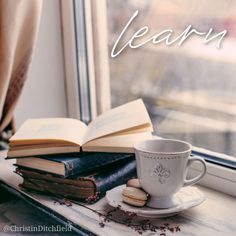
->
[134, 139, 207, 208]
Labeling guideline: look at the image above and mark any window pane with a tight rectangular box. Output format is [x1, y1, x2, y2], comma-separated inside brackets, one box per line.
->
[107, 0, 236, 157]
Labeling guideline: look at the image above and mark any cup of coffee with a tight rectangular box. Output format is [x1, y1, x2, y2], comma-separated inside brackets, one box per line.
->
[134, 139, 207, 208]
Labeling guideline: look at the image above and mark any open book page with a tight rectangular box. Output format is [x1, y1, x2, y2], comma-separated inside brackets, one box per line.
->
[10, 118, 87, 146]
[84, 99, 153, 143]
[83, 132, 153, 153]
[105, 124, 153, 137]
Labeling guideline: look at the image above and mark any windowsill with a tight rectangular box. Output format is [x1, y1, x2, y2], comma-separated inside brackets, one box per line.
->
[189, 157, 236, 197]
[0, 152, 236, 235]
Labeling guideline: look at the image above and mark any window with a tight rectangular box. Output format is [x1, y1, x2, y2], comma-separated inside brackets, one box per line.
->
[106, 0, 236, 159]
[63, 0, 236, 195]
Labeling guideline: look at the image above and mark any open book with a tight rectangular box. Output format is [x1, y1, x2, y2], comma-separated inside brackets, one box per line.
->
[8, 99, 153, 158]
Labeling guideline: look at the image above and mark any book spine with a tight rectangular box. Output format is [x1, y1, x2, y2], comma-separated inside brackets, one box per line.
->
[64, 161, 76, 177]
[95, 159, 137, 197]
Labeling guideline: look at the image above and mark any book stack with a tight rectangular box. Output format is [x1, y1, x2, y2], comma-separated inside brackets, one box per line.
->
[7, 99, 153, 202]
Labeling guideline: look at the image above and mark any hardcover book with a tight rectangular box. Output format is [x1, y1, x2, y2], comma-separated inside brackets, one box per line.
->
[16, 159, 137, 201]
[15, 152, 134, 177]
[8, 99, 153, 158]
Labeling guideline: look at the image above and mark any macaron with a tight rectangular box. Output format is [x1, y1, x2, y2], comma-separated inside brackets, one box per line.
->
[127, 178, 142, 189]
[122, 187, 148, 207]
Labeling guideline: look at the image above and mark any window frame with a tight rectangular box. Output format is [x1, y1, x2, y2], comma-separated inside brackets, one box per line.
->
[61, 0, 111, 122]
[60, 0, 236, 197]
[61, 0, 97, 123]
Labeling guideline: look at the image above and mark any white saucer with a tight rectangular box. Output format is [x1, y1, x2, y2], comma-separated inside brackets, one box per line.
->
[106, 185, 205, 218]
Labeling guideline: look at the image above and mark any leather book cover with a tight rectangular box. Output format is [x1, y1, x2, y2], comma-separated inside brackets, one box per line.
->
[15, 152, 134, 178]
[17, 158, 137, 201]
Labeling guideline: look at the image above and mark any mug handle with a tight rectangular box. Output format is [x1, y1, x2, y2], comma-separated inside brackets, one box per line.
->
[183, 156, 207, 187]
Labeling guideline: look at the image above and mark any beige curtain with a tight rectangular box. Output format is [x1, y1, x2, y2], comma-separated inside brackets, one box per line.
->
[0, 0, 43, 132]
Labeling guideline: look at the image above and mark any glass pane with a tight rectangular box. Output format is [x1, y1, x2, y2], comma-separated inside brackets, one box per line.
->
[107, 0, 236, 157]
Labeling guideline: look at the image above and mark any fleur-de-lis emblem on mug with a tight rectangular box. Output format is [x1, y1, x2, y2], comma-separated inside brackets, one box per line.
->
[151, 162, 171, 184]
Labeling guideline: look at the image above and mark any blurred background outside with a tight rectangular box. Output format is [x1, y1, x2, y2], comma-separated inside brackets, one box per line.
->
[107, 0, 236, 157]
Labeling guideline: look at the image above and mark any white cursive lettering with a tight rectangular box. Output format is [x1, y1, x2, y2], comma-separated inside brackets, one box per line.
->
[111, 10, 227, 58]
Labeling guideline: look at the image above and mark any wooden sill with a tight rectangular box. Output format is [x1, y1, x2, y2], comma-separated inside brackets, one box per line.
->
[0, 151, 235, 236]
